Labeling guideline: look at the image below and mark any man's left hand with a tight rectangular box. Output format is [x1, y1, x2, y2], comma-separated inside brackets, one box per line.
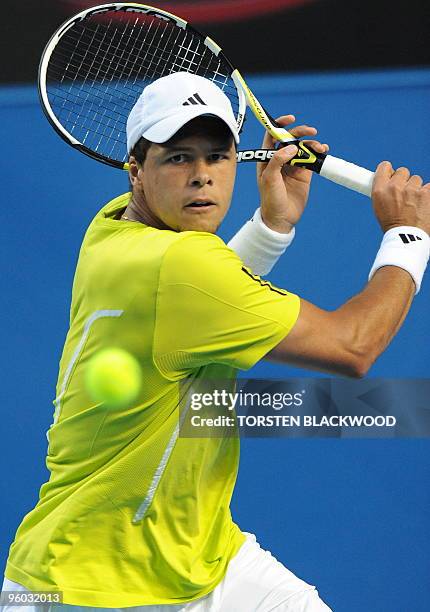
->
[257, 115, 329, 233]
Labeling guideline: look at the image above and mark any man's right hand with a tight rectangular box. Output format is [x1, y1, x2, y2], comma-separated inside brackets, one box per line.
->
[372, 161, 430, 235]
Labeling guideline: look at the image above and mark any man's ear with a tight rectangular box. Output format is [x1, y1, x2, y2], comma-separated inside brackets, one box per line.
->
[128, 156, 142, 188]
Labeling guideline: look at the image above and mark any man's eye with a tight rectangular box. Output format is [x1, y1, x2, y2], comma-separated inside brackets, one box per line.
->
[209, 153, 226, 161]
[168, 154, 187, 164]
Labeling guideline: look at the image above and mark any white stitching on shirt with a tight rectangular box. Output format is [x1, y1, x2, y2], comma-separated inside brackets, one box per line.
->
[46, 309, 123, 444]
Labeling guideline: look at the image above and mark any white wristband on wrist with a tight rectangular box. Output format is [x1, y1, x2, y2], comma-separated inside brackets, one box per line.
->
[368, 226, 430, 294]
[227, 207, 295, 276]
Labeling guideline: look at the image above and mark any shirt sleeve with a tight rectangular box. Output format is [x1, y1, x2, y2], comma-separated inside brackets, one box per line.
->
[153, 231, 300, 379]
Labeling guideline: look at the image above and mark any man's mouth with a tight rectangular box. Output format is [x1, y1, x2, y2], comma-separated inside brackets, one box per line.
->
[185, 199, 216, 209]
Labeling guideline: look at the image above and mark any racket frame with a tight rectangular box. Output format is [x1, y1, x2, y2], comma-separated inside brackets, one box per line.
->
[38, 2, 374, 196]
[38, 2, 249, 170]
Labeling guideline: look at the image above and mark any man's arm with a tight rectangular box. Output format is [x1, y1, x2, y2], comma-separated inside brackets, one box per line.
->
[266, 267, 414, 377]
[228, 116, 328, 276]
[265, 161, 430, 377]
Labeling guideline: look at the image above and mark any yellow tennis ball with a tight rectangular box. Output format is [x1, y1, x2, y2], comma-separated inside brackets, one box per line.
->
[85, 348, 142, 407]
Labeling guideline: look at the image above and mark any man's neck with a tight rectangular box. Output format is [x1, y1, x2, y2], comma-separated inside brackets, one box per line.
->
[121, 196, 170, 230]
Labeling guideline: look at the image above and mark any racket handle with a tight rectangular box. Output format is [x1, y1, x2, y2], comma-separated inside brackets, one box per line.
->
[236, 146, 374, 198]
[284, 141, 374, 197]
[319, 154, 374, 198]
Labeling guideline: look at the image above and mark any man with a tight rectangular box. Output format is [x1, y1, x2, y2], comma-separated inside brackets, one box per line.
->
[2, 72, 430, 611]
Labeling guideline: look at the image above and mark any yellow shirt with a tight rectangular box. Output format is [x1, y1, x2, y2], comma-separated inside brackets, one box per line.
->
[5, 193, 300, 606]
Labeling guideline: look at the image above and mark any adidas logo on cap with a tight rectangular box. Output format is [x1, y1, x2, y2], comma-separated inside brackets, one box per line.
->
[183, 92, 207, 106]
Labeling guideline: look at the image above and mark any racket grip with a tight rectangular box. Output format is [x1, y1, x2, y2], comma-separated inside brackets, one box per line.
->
[319, 155, 374, 197]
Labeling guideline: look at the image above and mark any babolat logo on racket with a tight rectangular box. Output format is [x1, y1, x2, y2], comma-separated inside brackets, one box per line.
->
[236, 150, 275, 162]
[399, 233, 423, 244]
[183, 93, 207, 106]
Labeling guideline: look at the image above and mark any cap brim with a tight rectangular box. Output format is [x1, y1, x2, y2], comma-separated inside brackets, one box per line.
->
[141, 105, 240, 145]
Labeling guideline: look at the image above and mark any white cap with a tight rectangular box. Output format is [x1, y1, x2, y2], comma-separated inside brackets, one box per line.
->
[126, 72, 240, 153]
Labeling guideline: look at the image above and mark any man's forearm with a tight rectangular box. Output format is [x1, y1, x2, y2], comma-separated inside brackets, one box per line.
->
[266, 266, 416, 378]
[333, 266, 415, 372]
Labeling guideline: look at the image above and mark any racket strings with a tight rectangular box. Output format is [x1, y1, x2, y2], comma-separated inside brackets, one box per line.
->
[51, 19, 237, 100]
[50, 22, 128, 148]
[56, 22, 235, 95]
[46, 9, 240, 162]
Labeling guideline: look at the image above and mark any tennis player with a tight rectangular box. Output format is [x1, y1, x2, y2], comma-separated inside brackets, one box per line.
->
[2, 73, 430, 611]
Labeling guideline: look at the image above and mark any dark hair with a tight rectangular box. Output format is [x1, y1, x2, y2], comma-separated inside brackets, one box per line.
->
[129, 115, 236, 167]
[130, 137, 153, 166]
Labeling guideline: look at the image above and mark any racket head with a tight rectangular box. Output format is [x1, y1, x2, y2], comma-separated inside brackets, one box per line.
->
[38, 2, 246, 169]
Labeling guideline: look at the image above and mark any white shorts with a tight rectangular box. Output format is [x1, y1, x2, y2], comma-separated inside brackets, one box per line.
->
[1, 533, 331, 612]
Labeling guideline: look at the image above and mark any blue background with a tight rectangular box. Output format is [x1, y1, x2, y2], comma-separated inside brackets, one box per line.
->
[1, 69, 430, 611]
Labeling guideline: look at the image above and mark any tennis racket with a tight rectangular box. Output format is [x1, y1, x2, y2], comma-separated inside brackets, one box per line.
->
[38, 2, 374, 197]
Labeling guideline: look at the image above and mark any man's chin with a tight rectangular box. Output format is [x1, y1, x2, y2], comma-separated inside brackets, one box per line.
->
[174, 207, 229, 233]
[178, 219, 220, 234]
[175, 204, 229, 234]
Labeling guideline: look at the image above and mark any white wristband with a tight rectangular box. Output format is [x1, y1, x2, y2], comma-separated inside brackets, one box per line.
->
[227, 207, 295, 276]
[368, 226, 430, 294]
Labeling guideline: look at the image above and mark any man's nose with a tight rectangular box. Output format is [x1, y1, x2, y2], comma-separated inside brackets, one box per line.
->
[190, 160, 212, 187]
